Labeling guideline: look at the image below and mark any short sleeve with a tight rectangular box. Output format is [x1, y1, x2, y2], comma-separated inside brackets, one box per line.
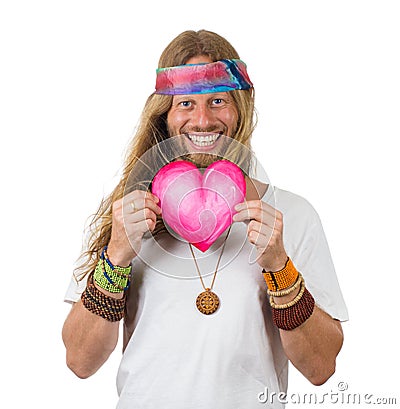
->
[294, 211, 349, 322]
[272, 187, 349, 322]
[64, 274, 88, 304]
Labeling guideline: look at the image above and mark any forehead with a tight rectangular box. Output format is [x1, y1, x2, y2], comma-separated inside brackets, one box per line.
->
[171, 92, 234, 102]
[185, 55, 213, 65]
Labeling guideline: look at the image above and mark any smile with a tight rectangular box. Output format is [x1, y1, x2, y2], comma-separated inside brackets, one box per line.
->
[185, 133, 221, 147]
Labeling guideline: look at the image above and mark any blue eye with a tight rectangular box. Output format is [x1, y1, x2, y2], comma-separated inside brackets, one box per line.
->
[180, 101, 192, 107]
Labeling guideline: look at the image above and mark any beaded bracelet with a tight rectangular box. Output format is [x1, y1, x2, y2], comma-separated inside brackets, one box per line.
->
[81, 273, 126, 322]
[269, 279, 315, 331]
[93, 248, 132, 293]
[262, 258, 298, 292]
[267, 273, 303, 298]
[103, 247, 131, 278]
[269, 278, 306, 309]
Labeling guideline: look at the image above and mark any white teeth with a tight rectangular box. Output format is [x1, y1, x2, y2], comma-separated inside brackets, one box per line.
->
[187, 134, 219, 147]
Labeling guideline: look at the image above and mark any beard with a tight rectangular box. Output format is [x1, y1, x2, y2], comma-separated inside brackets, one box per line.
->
[180, 152, 222, 169]
[167, 128, 231, 170]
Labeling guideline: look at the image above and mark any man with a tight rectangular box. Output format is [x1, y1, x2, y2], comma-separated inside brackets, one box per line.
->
[63, 30, 348, 408]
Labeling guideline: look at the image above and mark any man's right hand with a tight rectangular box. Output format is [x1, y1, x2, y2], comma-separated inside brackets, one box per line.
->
[106, 190, 162, 266]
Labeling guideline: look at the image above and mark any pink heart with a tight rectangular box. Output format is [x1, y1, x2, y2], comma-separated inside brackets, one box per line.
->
[152, 160, 246, 251]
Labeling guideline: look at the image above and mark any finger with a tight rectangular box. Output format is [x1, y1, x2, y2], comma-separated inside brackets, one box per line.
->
[124, 190, 160, 206]
[123, 191, 161, 215]
[125, 197, 162, 216]
[247, 219, 273, 238]
[235, 200, 278, 217]
[124, 207, 158, 225]
[123, 215, 158, 243]
[124, 220, 156, 246]
[247, 229, 271, 249]
[233, 207, 276, 225]
[113, 190, 159, 213]
[234, 201, 282, 225]
[132, 218, 158, 234]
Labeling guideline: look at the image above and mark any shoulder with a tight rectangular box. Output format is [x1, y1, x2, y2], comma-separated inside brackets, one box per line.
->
[266, 186, 320, 222]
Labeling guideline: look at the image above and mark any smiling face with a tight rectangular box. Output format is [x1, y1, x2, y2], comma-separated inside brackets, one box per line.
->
[166, 56, 239, 167]
[167, 92, 239, 145]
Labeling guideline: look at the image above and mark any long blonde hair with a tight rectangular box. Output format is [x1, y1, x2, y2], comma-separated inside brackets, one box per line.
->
[75, 30, 257, 280]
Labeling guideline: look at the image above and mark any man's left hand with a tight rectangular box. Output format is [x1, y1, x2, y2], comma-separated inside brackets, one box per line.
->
[233, 200, 287, 272]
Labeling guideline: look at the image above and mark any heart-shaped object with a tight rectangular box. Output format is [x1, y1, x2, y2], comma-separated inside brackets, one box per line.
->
[152, 160, 246, 251]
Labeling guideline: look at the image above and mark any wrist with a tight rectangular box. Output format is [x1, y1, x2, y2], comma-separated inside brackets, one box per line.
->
[106, 243, 134, 267]
[94, 281, 125, 300]
[262, 254, 288, 273]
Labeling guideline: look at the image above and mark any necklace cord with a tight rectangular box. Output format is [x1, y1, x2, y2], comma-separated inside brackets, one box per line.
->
[189, 225, 232, 291]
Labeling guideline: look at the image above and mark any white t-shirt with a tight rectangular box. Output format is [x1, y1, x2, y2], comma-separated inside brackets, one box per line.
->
[65, 186, 348, 409]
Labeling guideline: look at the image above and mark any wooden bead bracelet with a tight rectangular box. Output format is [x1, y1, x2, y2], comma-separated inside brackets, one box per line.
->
[81, 273, 126, 322]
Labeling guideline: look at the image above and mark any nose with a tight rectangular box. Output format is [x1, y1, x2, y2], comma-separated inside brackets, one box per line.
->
[191, 104, 216, 130]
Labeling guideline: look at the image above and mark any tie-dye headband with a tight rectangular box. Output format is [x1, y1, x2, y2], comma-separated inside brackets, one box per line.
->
[155, 59, 253, 95]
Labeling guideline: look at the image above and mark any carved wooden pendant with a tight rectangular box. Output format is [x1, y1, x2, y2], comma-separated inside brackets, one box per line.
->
[196, 289, 220, 315]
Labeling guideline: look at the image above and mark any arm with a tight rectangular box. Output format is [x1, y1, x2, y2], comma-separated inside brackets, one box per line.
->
[62, 191, 161, 378]
[233, 200, 344, 385]
[274, 291, 343, 385]
[62, 296, 121, 379]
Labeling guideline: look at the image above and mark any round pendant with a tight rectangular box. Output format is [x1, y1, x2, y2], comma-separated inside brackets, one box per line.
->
[196, 289, 220, 315]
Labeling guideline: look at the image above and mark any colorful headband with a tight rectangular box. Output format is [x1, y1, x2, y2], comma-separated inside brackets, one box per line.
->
[155, 59, 253, 95]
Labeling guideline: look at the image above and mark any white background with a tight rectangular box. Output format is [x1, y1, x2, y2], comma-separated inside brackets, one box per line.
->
[1, 1, 399, 408]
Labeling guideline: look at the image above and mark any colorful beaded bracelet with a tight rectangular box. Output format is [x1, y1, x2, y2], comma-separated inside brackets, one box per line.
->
[93, 248, 132, 293]
[267, 273, 303, 298]
[262, 258, 298, 292]
[103, 247, 131, 278]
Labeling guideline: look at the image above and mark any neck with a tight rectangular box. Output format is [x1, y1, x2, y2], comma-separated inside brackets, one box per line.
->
[245, 177, 268, 201]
